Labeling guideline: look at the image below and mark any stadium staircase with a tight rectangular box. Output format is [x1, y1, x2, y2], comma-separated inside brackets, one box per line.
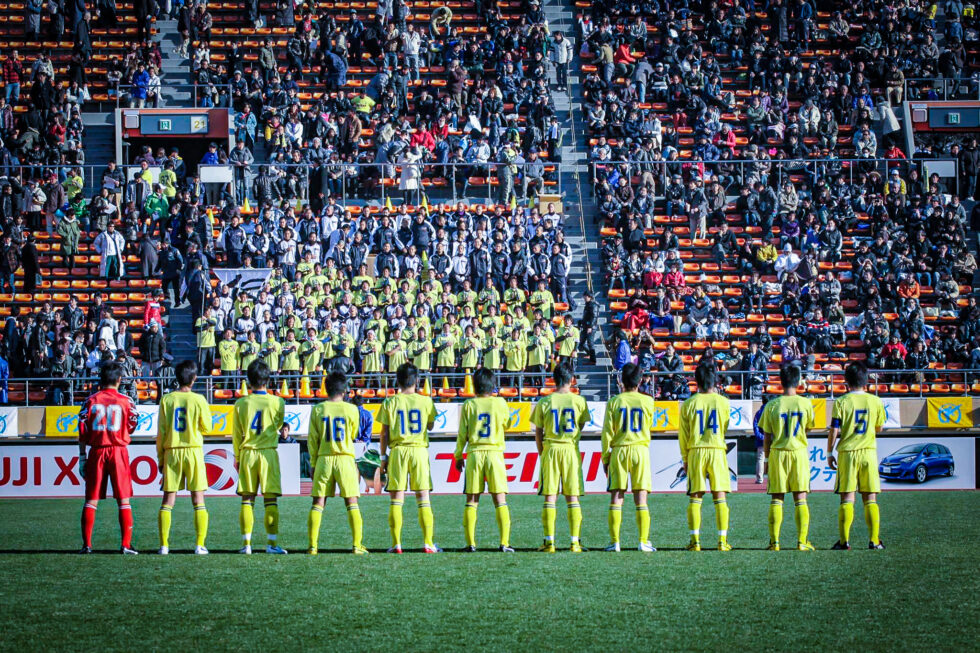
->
[156, 18, 195, 106]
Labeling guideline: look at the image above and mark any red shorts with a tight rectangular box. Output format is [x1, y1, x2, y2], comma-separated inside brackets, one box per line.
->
[84, 446, 133, 501]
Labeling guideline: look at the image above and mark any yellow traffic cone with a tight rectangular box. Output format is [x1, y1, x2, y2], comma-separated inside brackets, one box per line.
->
[299, 375, 312, 398]
[385, 195, 393, 211]
[295, 198, 304, 213]
[206, 207, 215, 221]
[423, 376, 432, 396]
[279, 379, 290, 397]
[421, 193, 428, 210]
[242, 196, 251, 214]
[317, 376, 327, 398]
[238, 379, 248, 396]
[509, 194, 517, 211]
[463, 373, 474, 396]
[442, 375, 449, 390]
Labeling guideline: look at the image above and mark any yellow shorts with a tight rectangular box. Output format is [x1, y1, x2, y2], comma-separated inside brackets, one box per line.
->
[237, 448, 282, 497]
[767, 448, 810, 495]
[835, 448, 880, 494]
[462, 450, 509, 495]
[538, 444, 582, 496]
[686, 448, 731, 495]
[311, 455, 360, 498]
[162, 447, 207, 493]
[607, 444, 651, 492]
[385, 446, 432, 492]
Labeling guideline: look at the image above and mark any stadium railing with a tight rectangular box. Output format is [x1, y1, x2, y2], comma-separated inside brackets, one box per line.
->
[904, 77, 980, 101]
[8, 367, 980, 406]
[112, 82, 235, 109]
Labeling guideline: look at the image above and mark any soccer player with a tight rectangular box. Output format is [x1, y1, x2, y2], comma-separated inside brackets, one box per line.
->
[678, 363, 732, 551]
[758, 365, 815, 551]
[600, 362, 656, 552]
[233, 360, 288, 554]
[156, 360, 213, 555]
[307, 372, 368, 555]
[827, 362, 886, 550]
[454, 367, 514, 553]
[530, 363, 589, 552]
[78, 362, 140, 554]
[378, 363, 440, 553]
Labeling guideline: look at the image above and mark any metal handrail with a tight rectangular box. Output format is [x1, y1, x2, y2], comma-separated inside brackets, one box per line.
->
[6, 366, 980, 406]
[903, 76, 980, 101]
[113, 82, 235, 109]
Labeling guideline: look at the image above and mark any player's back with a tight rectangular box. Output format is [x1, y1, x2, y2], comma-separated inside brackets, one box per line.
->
[760, 395, 814, 451]
[381, 392, 435, 447]
[680, 392, 730, 450]
[533, 392, 589, 446]
[603, 391, 656, 448]
[833, 391, 885, 451]
[310, 400, 361, 457]
[459, 395, 509, 450]
[159, 391, 211, 449]
[233, 391, 285, 450]
[80, 388, 137, 447]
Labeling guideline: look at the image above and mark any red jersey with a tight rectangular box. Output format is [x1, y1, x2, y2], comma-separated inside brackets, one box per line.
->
[143, 299, 163, 327]
[79, 388, 138, 447]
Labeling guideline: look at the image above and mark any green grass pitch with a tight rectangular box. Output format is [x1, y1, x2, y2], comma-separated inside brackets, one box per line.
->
[0, 491, 977, 650]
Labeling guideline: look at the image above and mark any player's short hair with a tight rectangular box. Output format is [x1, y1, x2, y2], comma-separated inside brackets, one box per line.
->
[552, 362, 574, 388]
[99, 362, 124, 388]
[175, 360, 198, 387]
[779, 364, 801, 390]
[325, 371, 348, 398]
[844, 361, 868, 389]
[695, 362, 717, 391]
[396, 362, 419, 390]
[620, 363, 642, 390]
[246, 360, 272, 389]
[473, 367, 494, 395]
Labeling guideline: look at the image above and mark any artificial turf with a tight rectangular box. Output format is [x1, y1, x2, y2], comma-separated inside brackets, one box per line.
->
[0, 491, 976, 651]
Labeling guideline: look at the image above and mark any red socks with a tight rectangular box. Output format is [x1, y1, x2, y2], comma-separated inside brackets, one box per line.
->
[81, 503, 97, 547]
[118, 504, 133, 548]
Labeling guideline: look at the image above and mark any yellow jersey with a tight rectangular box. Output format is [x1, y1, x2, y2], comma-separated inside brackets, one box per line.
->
[157, 391, 211, 458]
[378, 392, 436, 448]
[308, 400, 360, 459]
[601, 391, 655, 462]
[832, 391, 885, 451]
[530, 392, 589, 446]
[678, 392, 730, 459]
[455, 396, 510, 458]
[232, 391, 285, 459]
[759, 394, 814, 452]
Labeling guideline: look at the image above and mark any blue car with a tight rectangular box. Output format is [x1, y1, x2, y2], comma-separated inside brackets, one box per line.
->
[879, 443, 955, 483]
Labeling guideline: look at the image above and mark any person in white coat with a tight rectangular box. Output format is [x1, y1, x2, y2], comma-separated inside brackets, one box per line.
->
[548, 31, 574, 92]
[398, 145, 423, 206]
[93, 222, 127, 279]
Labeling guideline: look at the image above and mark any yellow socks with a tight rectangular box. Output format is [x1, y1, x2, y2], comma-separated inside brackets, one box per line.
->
[795, 499, 810, 545]
[608, 504, 622, 543]
[839, 501, 854, 544]
[240, 500, 254, 544]
[864, 501, 880, 545]
[388, 499, 404, 547]
[418, 501, 435, 547]
[495, 502, 511, 547]
[264, 501, 279, 545]
[636, 504, 650, 543]
[464, 502, 479, 547]
[347, 504, 363, 549]
[542, 501, 556, 542]
[158, 505, 172, 548]
[568, 501, 582, 542]
[768, 499, 783, 544]
[308, 505, 323, 550]
[193, 504, 208, 548]
[714, 497, 729, 543]
[687, 498, 702, 543]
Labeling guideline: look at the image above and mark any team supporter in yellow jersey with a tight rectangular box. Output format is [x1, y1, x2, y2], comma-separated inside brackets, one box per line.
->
[306, 372, 367, 556]
[156, 361, 212, 555]
[678, 363, 732, 551]
[217, 329, 240, 388]
[827, 362, 887, 550]
[530, 363, 589, 553]
[232, 360, 288, 555]
[377, 363, 440, 553]
[600, 363, 656, 553]
[759, 365, 816, 551]
[453, 368, 513, 552]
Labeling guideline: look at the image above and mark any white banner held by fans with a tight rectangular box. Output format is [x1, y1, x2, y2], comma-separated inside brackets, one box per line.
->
[0, 444, 301, 497]
[583, 402, 606, 433]
[880, 398, 902, 430]
[212, 268, 273, 297]
[284, 405, 313, 436]
[0, 408, 19, 437]
[427, 439, 738, 494]
[431, 403, 461, 434]
[728, 400, 755, 432]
